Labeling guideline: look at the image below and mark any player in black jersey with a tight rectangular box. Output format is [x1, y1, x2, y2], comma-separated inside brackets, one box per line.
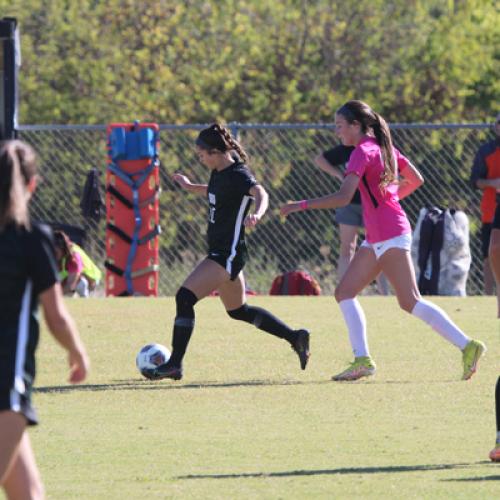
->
[0, 140, 89, 499]
[144, 124, 309, 381]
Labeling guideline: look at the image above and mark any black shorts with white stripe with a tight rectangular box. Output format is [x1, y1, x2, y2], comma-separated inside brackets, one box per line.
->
[0, 387, 38, 426]
[207, 248, 247, 281]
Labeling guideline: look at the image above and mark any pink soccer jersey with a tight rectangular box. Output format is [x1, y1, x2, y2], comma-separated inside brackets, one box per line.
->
[345, 136, 411, 243]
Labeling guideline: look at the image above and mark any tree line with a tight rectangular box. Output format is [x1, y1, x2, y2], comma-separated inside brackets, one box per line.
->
[2, 0, 498, 125]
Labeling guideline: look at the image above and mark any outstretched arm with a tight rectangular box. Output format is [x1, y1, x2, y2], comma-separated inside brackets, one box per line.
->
[280, 174, 359, 217]
[172, 173, 207, 196]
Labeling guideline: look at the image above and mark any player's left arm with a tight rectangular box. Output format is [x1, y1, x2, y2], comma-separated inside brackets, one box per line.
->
[398, 162, 424, 200]
[245, 184, 268, 227]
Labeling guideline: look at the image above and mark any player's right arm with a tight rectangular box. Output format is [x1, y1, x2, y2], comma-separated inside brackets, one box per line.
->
[172, 173, 207, 195]
[313, 153, 343, 180]
[39, 284, 89, 384]
[470, 145, 500, 190]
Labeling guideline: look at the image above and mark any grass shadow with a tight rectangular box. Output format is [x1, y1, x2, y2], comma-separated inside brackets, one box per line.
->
[176, 463, 475, 480]
[34, 376, 462, 394]
[442, 475, 500, 482]
[34, 378, 335, 394]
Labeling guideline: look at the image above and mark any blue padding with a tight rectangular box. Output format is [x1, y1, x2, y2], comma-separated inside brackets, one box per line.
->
[110, 128, 127, 161]
[109, 127, 157, 161]
[139, 128, 156, 158]
[125, 131, 140, 160]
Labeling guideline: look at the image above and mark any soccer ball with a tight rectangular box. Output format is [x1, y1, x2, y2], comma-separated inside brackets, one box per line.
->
[136, 343, 170, 377]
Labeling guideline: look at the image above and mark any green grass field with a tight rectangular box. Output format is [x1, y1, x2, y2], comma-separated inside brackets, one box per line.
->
[13, 297, 500, 499]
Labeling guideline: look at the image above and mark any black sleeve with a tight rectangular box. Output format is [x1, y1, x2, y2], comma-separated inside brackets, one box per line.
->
[322, 145, 355, 167]
[27, 223, 59, 296]
[233, 167, 258, 196]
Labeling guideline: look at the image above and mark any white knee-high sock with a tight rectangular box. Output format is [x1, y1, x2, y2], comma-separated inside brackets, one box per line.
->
[411, 299, 470, 350]
[339, 298, 369, 358]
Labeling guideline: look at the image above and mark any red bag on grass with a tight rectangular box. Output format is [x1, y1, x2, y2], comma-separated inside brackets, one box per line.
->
[269, 271, 321, 296]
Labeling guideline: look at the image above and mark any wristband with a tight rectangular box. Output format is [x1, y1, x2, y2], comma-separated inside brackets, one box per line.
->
[299, 200, 308, 211]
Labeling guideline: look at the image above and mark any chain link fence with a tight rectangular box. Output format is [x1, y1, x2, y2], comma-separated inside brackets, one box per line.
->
[18, 122, 495, 296]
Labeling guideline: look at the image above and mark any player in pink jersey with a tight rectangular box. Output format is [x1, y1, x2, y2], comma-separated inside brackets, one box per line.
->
[281, 100, 486, 381]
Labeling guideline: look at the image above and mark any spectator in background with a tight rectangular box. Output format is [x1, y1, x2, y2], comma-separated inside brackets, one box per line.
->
[314, 145, 390, 294]
[488, 197, 500, 461]
[470, 112, 500, 295]
[487, 156, 500, 462]
[53, 230, 102, 297]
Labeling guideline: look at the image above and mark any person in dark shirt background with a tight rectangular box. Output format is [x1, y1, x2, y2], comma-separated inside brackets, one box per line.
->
[314, 144, 389, 294]
[485, 112, 500, 462]
[470, 112, 500, 295]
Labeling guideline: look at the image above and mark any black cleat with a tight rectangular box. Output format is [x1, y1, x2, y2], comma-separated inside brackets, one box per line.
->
[291, 329, 310, 370]
[142, 361, 183, 381]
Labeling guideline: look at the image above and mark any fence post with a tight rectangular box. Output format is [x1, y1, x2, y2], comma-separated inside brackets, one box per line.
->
[0, 17, 20, 139]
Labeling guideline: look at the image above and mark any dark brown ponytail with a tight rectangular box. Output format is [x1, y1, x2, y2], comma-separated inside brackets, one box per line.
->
[336, 100, 396, 190]
[372, 112, 396, 190]
[215, 124, 248, 162]
[0, 140, 38, 230]
[196, 123, 248, 162]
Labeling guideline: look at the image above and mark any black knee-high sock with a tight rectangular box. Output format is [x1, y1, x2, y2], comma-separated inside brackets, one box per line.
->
[227, 304, 297, 343]
[496, 376, 500, 433]
[170, 287, 198, 366]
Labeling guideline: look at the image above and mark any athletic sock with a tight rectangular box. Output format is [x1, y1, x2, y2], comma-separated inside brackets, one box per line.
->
[227, 304, 297, 343]
[170, 318, 194, 366]
[170, 287, 198, 366]
[338, 298, 369, 358]
[411, 299, 469, 350]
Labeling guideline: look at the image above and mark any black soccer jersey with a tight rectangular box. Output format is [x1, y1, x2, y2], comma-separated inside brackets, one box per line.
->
[0, 222, 58, 394]
[323, 145, 361, 205]
[206, 161, 257, 253]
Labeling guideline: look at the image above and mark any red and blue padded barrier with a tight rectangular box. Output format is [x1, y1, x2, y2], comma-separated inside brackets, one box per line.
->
[105, 122, 160, 296]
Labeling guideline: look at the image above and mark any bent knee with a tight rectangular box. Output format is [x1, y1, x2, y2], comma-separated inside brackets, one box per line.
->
[227, 304, 247, 320]
[334, 285, 355, 303]
[397, 297, 418, 313]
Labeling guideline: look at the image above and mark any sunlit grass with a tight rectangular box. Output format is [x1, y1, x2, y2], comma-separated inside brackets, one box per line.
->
[22, 296, 500, 499]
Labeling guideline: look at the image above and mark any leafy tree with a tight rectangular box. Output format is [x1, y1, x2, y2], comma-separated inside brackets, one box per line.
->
[0, 0, 497, 124]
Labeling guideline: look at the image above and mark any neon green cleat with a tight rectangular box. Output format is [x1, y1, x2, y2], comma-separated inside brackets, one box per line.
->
[489, 443, 500, 462]
[332, 356, 376, 381]
[461, 339, 486, 380]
